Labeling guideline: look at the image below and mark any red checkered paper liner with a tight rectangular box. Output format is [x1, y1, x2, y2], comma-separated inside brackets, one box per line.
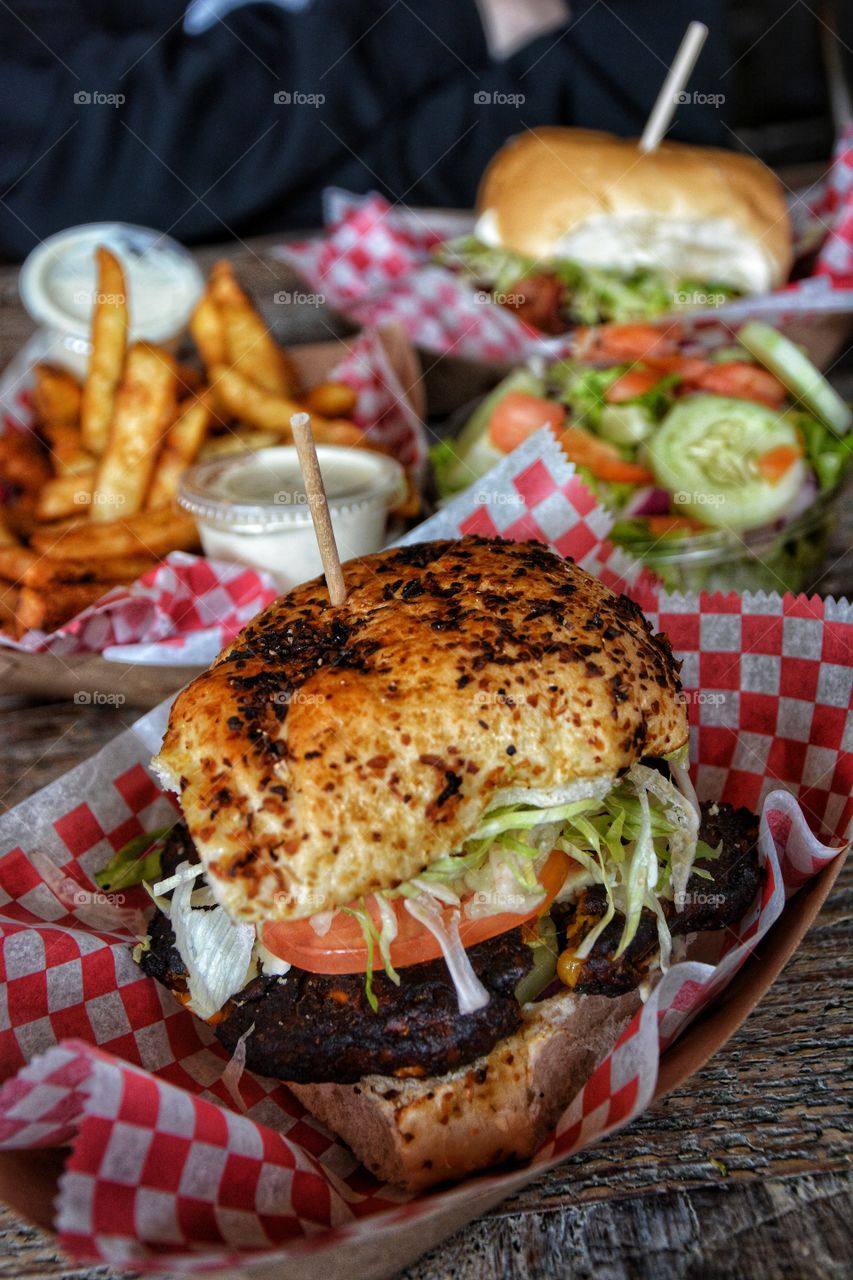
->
[0, 327, 425, 661]
[0, 431, 850, 1271]
[278, 133, 853, 361]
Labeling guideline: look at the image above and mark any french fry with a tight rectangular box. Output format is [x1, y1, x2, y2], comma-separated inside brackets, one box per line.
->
[209, 261, 297, 395]
[190, 291, 227, 371]
[303, 380, 359, 419]
[80, 247, 129, 455]
[15, 582, 111, 634]
[0, 432, 52, 494]
[176, 363, 205, 396]
[0, 544, 37, 584]
[34, 471, 95, 521]
[209, 365, 360, 445]
[92, 343, 177, 522]
[0, 581, 18, 632]
[389, 471, 421, 519]
[146, 391, 214, 510]
[31, 506, 200, 560]
[0, 509, 17, 547]
[32, 363, 82, 428]
[23, 553, 156, 590]
[2, 495, 40, 541]
[199, 428, 281, 459]
[41, 422, 97, 475]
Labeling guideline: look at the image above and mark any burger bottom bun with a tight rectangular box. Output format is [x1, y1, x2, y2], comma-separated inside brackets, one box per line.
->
[288, 989, 641, 1191]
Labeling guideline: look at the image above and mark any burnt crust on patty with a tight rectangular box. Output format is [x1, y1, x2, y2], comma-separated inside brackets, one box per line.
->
[217, 932, 533, 1084]
[138, 802, 762, 1082]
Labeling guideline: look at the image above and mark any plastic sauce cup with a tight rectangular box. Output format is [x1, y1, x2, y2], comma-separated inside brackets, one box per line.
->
[178, 446, 408, 590]
[19, 222, 204, 376]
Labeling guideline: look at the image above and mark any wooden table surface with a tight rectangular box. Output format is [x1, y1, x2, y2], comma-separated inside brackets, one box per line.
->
[0, 239, 851, 1280]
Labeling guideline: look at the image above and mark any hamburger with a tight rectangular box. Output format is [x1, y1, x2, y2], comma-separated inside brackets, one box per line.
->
[117, 537, 763, 1188]
[436, 128, 792, 334]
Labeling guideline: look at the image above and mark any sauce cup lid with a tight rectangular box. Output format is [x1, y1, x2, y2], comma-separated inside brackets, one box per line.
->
[178, 445, 407, 533]
[19, 222, 204, 345]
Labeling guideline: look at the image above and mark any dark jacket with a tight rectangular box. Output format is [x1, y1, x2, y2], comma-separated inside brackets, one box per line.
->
[0, 1, 728, 259]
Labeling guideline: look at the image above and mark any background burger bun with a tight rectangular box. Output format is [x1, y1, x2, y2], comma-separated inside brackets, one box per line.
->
[154, 538, 687, 923]
[475, 127, 792, 294]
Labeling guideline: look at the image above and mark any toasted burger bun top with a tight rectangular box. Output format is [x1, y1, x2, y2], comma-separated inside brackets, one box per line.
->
[153, 538, 687, 922]
[475, 128, 791, 294]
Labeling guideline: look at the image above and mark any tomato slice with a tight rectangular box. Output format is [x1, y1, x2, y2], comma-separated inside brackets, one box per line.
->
[688, 361, 786, 407]
[758, 443, 802, 482]
[643, 354, 709, 381]
[643, 513, 707, 536]
[489, 391, 566, 453]
[262, 849, 571, 974]
[576, 323, 680, 363]
[559, 426, 656, 485]
[604, 367, 665, 403]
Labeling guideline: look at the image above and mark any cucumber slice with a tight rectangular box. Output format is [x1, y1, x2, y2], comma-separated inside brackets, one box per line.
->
[648, 395, 807, 532]
[738, 320, 852, 435]
[598, 403, 655, 446]
[443, 367, 546, 493]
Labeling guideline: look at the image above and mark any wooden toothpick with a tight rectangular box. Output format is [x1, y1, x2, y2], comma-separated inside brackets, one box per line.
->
[290, 412, 347, 607]
[639, 21, 709, 154]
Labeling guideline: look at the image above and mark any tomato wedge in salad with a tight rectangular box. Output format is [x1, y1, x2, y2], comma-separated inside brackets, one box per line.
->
[687, 360, 786, 407]
[489, 391, 565, 452]
[604, 367, 665, 403]
[559, 426, 656, 485]
[576, 323, 680, 363]
[262, 848, 571, 974]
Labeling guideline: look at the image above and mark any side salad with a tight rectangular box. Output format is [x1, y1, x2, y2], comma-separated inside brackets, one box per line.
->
[434, 236, 742, 334]
[432, 322, 852, 592]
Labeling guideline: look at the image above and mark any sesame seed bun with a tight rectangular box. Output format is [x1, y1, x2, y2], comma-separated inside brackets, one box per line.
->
[153, 537, 687, 922]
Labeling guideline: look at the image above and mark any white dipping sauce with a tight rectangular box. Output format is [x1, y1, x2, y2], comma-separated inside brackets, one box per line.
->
[19, 222, 203, 374]
[179, 446, 407, 590]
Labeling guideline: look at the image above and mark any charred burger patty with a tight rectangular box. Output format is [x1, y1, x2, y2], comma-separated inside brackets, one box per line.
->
[139, 801, 762, 1083]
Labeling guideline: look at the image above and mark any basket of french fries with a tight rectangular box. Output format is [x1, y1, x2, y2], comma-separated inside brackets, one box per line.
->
[0, 243, 426, 697]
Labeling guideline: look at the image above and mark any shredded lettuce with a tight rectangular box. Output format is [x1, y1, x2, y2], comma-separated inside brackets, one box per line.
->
[342, 899, 401, 1012]
[397, 761, 699, 977]
[434, 237, 736, 325]
[169, 862, 255, 1020]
